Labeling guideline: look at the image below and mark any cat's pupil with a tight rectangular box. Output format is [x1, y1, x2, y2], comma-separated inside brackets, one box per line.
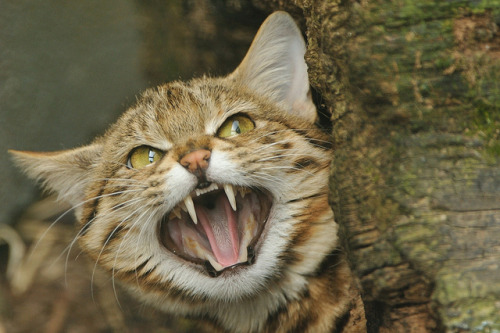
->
[232, 120, 241, 135]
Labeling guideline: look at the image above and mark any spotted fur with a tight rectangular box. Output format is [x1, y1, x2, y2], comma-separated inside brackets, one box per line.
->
[11, 12, 354, 332]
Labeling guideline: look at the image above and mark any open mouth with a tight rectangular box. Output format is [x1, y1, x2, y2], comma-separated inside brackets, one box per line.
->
[159, 183, 272, 277]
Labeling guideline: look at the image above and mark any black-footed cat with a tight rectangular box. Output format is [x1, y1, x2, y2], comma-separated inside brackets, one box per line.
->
[11, 11, 357, 333]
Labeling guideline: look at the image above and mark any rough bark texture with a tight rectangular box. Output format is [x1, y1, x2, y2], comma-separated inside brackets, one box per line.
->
[254, 0, 500, 332]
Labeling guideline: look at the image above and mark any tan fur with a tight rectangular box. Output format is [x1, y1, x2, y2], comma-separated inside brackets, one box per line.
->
[10, 12, 356, 332]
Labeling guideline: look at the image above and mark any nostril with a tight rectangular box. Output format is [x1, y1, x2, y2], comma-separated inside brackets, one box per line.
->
[179, 149, 211, 173]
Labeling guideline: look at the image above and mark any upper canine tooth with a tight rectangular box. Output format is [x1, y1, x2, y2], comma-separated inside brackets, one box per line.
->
[180, 201, 187, 212]
[224, 184, 237, 211]
[184, 196, 198, 224]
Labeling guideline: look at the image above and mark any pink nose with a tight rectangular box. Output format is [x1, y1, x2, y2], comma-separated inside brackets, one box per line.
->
[179, 149, 211, 174]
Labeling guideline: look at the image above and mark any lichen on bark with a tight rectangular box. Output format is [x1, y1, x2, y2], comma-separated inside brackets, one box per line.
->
[255, 0, 500, 331]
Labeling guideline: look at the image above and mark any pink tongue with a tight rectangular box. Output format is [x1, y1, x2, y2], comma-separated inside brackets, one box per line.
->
[195, 194, 240, 267]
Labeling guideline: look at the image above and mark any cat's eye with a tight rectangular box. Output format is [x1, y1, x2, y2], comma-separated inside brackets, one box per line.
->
[217, 115, 255, 138]
[128, 146, 164, 169]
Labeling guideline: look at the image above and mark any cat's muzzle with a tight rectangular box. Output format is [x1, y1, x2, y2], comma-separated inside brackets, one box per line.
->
[159, 183, 272, 276]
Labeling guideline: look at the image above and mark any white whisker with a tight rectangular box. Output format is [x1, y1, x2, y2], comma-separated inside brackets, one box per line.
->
[131, 204, 160, 288]
[109, 200, 159, 306]
[90, 201, 148, 303]
[251, 172, 294, 191]
[28, 187, 146, 267]
[255, 153, 312, 163]
[258, 165, 316, 177]
[61, 196, 146, 285]
[252, 139, 292, 153]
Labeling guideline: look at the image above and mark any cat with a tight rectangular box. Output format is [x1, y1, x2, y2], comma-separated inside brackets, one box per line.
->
[11, 11, 357, 333]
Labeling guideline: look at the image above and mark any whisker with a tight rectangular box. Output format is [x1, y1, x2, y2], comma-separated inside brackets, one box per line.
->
[249, 128, 318, 141]
[109, 201, 158, 306]
[254, 153, 313, 163]
[27, 188, 146, 265]
[61, 196, 146, 285]
[93, 177, 148, 186]
[249, 127, 332, 145]
[258, 165, 316, 177]
[130, 204, 159, 288]
[252, 139, 293, 153]
[90, 201, 148, 301]
[252, 171, 297, 192]
[93, 177, 141, 181]
[251, 172, 294, 191]
[103, 183, 149, 189]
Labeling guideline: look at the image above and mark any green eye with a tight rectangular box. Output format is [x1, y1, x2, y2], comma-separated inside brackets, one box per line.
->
[128, 146, 164, 169]
[217, 115, 254, 138]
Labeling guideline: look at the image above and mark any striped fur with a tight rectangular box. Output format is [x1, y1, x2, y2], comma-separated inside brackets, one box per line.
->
[11, 12, 354, 332]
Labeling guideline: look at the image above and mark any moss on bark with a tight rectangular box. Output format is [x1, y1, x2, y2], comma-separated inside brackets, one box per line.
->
[256, 0, 500, 331]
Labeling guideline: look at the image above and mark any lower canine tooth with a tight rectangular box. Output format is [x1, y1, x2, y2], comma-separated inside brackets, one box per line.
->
[183, 196, 198, 224]
[173, 207, 181, 219]
[239, 188, 249, 198]
[207, 257, 224, 272]
[224, 184, 237, 211]
[168, 208, 181, 220]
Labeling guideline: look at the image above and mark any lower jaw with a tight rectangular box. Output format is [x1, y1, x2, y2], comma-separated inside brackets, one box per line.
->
[203, 245, 256, 277]
[159, 219, 265, 277]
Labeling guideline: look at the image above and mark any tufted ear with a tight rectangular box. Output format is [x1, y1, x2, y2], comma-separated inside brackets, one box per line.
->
[9, 143, 102, 206]
[229, 11, 317, 123]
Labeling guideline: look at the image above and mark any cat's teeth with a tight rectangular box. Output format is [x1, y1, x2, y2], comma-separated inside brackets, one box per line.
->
[238, 213, 257, 263]
[173, 207, 182, 219]
[224, 184, 237, 211]
[180, 236, 223, 272]
[168, 207, 182, 220]
[238, 188, 248, 198]
[184, 196, 198, 224]
[194, 183, 220, 197]
[207, 257, 224, 272]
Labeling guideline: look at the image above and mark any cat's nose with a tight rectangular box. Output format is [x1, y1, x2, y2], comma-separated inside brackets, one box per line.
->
[179, 149, 211, 175]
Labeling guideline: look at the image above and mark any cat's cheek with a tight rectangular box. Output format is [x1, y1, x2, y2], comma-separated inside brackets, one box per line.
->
[205, 150, 244, 185]
[164, 163, 198, 202]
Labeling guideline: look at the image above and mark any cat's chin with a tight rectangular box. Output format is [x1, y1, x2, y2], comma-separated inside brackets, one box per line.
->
[158, 183, 272, 277]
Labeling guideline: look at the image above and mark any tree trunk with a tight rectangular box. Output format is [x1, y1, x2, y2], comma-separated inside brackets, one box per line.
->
[255, 0, 500, 331]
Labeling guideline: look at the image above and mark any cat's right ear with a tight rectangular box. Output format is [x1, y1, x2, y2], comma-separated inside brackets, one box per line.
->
[9, 143, 102, 206]
[229, 11, 317, 123]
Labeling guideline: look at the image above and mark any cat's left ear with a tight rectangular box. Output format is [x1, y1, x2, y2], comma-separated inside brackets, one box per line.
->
[9, 143, 102, 206]
[229, 11, 317, 123]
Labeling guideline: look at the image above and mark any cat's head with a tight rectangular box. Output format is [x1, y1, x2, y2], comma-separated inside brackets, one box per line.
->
[11, 12, 336, 313]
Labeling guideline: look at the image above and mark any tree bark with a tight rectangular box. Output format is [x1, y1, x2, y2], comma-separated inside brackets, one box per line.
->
[254, 0, 500, 331]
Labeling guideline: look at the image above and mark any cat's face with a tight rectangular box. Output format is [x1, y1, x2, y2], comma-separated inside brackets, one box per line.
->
[11, 12, 337, 319]
[79, 78, 333, 302]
